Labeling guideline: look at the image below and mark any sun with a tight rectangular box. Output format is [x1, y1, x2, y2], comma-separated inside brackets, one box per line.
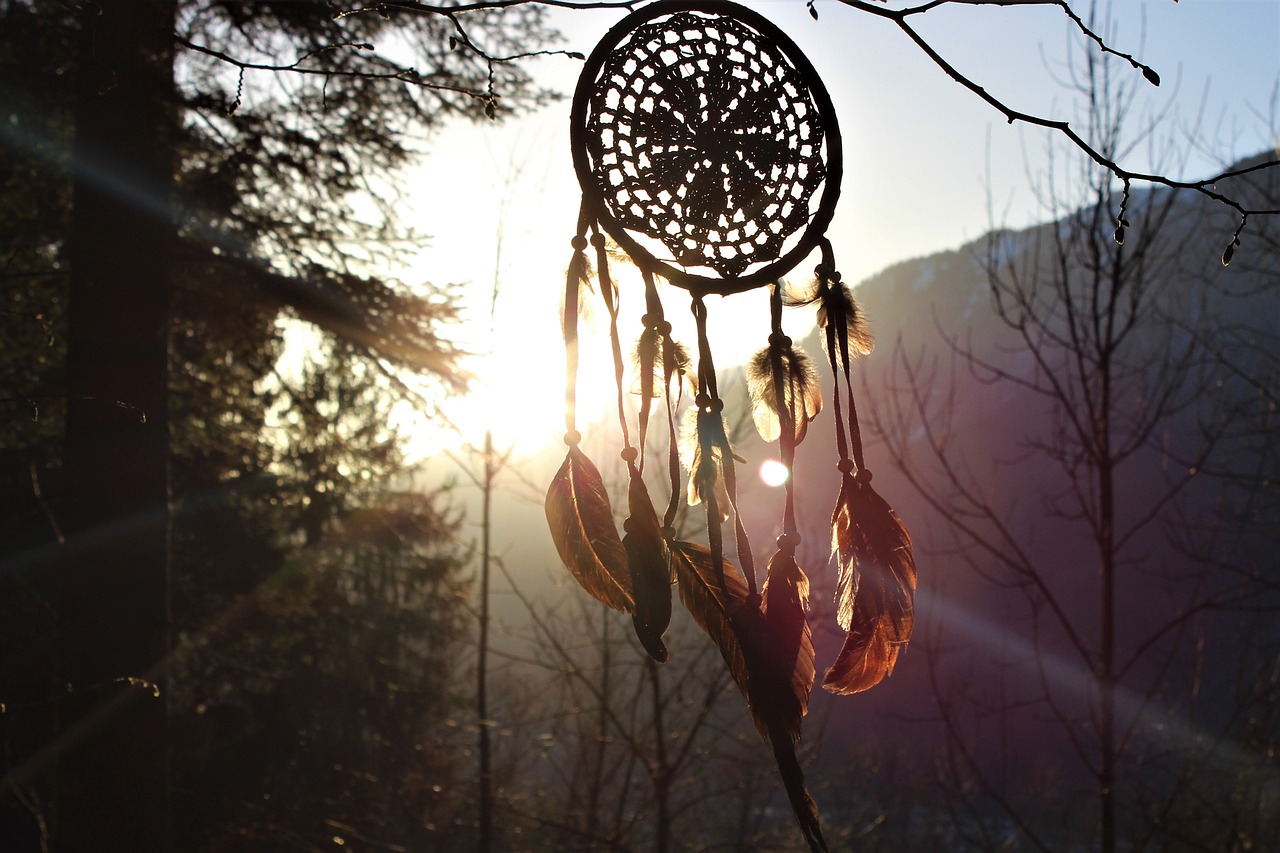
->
[396, 277, 628, 460]
[393, 264, 825, 466]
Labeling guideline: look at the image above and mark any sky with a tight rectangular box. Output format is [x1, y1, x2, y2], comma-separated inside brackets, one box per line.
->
[390, 0, 1279, 459]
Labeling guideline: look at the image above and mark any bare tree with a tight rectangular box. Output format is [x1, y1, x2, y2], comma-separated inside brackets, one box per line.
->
[864, 26, 1279, 853]
[494, 559, 823, 852]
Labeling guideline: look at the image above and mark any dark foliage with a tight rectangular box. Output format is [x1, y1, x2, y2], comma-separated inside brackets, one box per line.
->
[0, 1, 553, 848]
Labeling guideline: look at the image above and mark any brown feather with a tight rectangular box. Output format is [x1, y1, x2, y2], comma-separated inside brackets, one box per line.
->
[823, 473, 916, 694]
[670, 540, 750, 685]
[781, 278, 821, 306]
[732, 571, 810, 731]
[631, 334, 694, 398]
[633, 328, 659, 401]
[561, 250, 595, 335]
[678, 407, 730, 520]
[769, 729, 830, 853]
[666, 339, 695, 397]
[754, 551, 815, 738]
[746, 554, 826, 853]
[545, 447, 633, 613]
[673, 541, 828, 853]
[817, 282, 874, 360]
[745, 346, 823, 443]
[624, 469, 671, 662]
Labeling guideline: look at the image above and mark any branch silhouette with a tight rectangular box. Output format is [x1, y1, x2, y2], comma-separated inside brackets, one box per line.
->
[831, 0, 1279, 250]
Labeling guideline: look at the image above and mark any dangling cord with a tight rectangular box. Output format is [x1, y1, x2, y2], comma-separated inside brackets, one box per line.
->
[592, 226, 632, 457]
[820, 283, 849, 464]
[817, 238, 866, 474]
[563, 202, 591, 445]
[767, 284, 800, 543]
[691, 293, 718, 401]
[838, 293, 867, 475]
[690, 294, 725, 583]
[637, 268, 668, 473]
[649, 269, 683, 538]
[661, 345, 682, 538]
[691, 294, 757, 598]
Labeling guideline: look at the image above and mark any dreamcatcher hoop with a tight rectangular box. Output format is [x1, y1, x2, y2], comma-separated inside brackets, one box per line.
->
[570, 0, 843, 294]
[549, 5, 915, 851]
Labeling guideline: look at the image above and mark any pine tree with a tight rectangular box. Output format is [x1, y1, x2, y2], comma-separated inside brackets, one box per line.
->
[0, 2, 550, 849]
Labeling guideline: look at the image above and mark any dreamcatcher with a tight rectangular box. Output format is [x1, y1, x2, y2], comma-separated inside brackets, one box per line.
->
[545, 3, 915, 849]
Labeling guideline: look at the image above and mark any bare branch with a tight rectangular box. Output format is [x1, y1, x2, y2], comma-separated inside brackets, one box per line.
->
[832, 0, 1280, 240]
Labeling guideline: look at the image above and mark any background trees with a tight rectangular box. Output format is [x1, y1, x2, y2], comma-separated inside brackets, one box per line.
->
[859, 38, 1280, 853]
[1, 1, 548, 849]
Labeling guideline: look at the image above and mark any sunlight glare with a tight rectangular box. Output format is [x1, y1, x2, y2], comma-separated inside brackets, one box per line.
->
[759, 458, 789, 488]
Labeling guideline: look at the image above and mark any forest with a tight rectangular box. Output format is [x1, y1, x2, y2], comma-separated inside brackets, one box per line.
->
[1, 1, 1276, 851]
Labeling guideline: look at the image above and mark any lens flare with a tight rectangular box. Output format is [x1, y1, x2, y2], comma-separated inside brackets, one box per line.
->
[759, 459, 789, 488]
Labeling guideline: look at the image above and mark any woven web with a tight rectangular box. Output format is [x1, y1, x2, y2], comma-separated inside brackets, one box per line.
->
[582, 10, 828, 280]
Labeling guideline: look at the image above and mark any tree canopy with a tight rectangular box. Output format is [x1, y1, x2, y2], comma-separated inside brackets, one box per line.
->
[1, 1, 551, 850]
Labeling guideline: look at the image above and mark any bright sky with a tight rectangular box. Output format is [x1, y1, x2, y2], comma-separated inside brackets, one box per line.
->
[392, 0, 1279, 460]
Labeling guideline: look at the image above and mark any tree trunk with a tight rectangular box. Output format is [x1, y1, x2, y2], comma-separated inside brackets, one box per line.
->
[478, 431, 494, 853]
[58, 1, 176, 850]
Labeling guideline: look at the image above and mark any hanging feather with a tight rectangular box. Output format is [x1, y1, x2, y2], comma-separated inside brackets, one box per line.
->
[631, 332, 695, 399]
[624, 466, 672, 662]
[670, 539, 751, 699]
[823, 471, 916, 694]
[630, 275, 690, 460]
[634, 326, 660, 402]
[746, 342, 823, 444]
[817, 280, 874, 362]
[756, 549, 815, 736]
[678, 405, 731, 521]
[730, 553, 812, 740]
[781, 275, 872, 361]
[545, 447, 633, 613]
[671, 540, 828, 853]
[769, 726, 829, 853]
[735, 554, 827, 853]
[561, 245, 596, 337]
[632, 325, 662, 461]
[670, 540, 814, 737]
[780, 278, 821, 306]
[665, 338, 696, 399]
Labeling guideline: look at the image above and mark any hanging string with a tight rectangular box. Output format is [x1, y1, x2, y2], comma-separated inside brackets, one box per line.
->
[690, 294, 719, 401]
[689, 294, 727, 586]
[817, 238, 866, 472]
[593, 226, 632, 456]
[648, 269, 683, 536]
[636, 269, 668, 471]
[691, 294, 757, 597]
[819, 270, 849, 466]
[563, 202, 591, 442]
[661, 357, 682, 536]
[839, 304, 867, 474]
[819, 285, 848, 463]
[767, 284, 800, 540]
